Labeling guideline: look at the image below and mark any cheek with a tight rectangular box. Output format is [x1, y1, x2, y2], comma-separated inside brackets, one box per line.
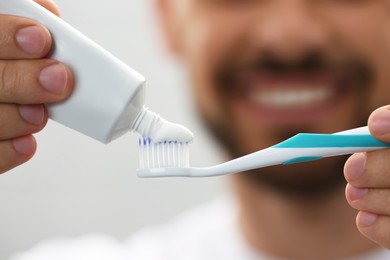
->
[353, 25, 390, 109]
[181, 15, 248, 117]
[327, 9, 390, 110]
[369, 36, 390, 109]
[184, 28, 217, 115]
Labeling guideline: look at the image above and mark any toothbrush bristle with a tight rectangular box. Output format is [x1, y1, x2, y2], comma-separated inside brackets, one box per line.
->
[138, 138, 190, 169]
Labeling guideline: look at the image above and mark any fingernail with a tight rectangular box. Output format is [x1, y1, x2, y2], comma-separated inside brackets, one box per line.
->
[346, 153, 366, 181]
[19, 105, 45, 126]
[370, 108, 390, 135]
[357, 211, 378, 227]
[12, 136, 36, 156]
[39, 63, 68, 94]
[347, 184, 368, 201]
[16, 26, 47, 55]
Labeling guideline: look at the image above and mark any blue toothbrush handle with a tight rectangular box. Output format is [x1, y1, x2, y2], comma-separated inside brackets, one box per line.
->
[273, 133, 390, 149]
[270, 126, 390, 165]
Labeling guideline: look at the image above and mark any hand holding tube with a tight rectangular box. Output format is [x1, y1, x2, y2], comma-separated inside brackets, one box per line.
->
[0, 0, 74, 174]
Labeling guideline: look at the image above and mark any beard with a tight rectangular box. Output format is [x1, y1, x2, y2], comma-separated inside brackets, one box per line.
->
[196, 48, 373, 199]
[236, 158, 348, 199]
[202, 110, 352, 199]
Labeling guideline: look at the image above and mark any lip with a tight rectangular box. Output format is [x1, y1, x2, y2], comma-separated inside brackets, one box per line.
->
[227, 71, 353, 125]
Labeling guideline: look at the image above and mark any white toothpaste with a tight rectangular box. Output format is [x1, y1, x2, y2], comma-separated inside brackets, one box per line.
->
[133, 107, 194, 143]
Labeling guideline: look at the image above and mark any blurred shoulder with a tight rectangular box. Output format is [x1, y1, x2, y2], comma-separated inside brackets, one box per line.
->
[124, 196, 241, 260]
[10, 196, 240, 260]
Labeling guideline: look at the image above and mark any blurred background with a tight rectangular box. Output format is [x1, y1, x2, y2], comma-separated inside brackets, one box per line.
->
[0, 0, 225, 259]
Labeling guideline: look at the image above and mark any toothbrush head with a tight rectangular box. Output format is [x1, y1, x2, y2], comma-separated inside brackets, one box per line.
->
[133, 107, 195, 177]
[137, 138, 191, 176]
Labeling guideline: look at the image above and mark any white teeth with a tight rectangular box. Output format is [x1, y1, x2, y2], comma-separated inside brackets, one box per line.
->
[251, 87, 330, 108]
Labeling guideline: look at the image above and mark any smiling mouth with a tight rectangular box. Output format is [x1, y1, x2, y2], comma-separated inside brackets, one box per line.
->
[223, 70, 358, 125]
[231, 71, 346, 111]
[218, 52, 372, 125]
[249, 86, 331, 109]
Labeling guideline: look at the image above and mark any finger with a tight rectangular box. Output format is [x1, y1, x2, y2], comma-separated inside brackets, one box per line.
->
[0, 135, 36, 174]
[356, 211, 390, 250]
[346, 184, 390, 216]
[0, 104, 47, 139]
[34, 0, 61, 17]
[344, 151, 390, 188]
[0, 60, 74, 104]
[368, 105, 390, 142]
[0, 15, 52, 59]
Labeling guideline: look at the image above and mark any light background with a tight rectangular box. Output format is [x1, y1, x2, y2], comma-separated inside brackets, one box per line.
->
[0, 0, 226, 259]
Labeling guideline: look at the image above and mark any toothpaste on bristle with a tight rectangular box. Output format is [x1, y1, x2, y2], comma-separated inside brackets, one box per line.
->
[132, 106, 194, 143]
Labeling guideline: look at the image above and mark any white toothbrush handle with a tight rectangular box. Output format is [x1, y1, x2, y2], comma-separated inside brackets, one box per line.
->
[204, 126, 390, 176]
[335, 126, 369, 135]
[0, 0, 146, 143]
[203, 147, 369, 177]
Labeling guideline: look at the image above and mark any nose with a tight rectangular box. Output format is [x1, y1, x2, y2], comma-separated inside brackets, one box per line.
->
[250, 2, 330, 60]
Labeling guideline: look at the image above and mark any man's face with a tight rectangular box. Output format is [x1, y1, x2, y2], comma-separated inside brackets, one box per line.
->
[160, 0, 390, 195]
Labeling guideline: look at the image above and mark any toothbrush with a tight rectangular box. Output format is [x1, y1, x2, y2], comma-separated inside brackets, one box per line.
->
[5, 0, 387, 177]
[136, 126, 390, 178]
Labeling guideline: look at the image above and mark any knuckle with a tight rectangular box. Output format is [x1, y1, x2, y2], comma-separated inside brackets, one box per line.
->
[385, 198, 390, 214]
[365, 149, 390, 187]
[375, 149, 390, 186]
[372, 217, 390, 249]
[0, 104, 47, 139]
[383, 150, 390, 172]
[0, 29, 12, 50]
[0, 62, 18, 96]
[0, 110, 7, 132]
[0, 15, 24, 57]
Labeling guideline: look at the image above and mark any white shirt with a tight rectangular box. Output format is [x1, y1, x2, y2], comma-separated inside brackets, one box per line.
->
[10, 197, 390, 260]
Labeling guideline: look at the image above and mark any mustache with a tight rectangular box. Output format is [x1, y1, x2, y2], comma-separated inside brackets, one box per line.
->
[217, 51, 373, 88]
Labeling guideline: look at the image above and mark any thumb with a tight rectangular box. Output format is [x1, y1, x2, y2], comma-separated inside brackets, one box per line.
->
[34, 0, 61, 17]
[368, 105, 390, 142]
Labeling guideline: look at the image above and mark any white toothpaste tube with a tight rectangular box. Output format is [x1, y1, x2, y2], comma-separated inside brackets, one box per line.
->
[0, 0, 194, 144]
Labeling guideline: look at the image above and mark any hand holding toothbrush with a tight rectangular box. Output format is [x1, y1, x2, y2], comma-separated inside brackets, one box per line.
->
[0, 0, 73, 174]
[345, 105, 390, 250]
